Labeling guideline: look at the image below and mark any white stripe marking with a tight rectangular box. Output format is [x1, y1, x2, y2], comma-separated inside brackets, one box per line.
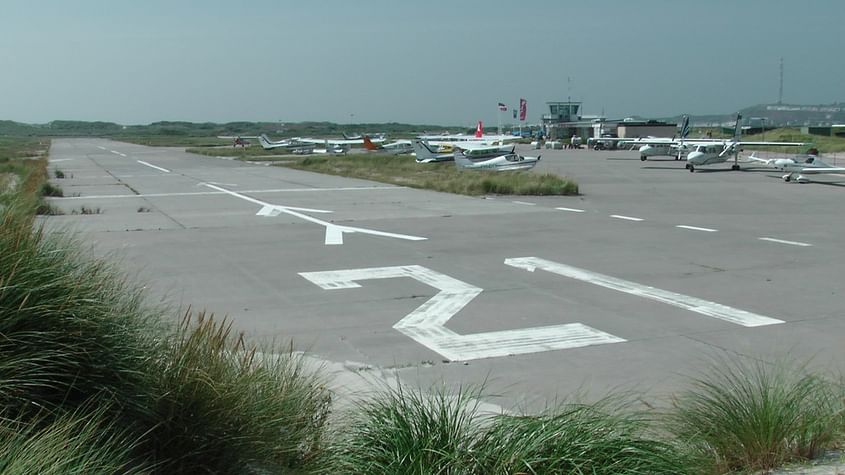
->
[301, 265, 623, 361]
[759, 237, 812, 247]
[505, 257, 783, 327]
[97, 146, 106, 150]
[136, 160, 170, 173]
[50, 158, 75, 162]
[49, 185, 402, 200]
[110, 150, 127, 157]
[676, 225, 718, 232]
[610, 214, 644, 222]
[555, 207, 585, 213]
[512, 200, 536, 206]
[203, 183, 426, 245]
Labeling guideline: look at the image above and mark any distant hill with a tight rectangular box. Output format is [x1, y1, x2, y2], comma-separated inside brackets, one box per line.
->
[659, 103, 845, 127]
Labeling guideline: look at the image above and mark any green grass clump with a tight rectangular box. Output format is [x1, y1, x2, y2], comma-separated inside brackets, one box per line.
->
[281, 154, 578, 196]
[0, 405, 148, 474]
[145, 311, 331, 473]
[327, 382, 482, 474]
[668, 359, 844, 473]
[473, 401, 695, 475]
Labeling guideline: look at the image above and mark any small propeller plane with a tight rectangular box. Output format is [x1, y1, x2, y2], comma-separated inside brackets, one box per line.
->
[748, 152, 845, 183]
[453, 147, 540, 171]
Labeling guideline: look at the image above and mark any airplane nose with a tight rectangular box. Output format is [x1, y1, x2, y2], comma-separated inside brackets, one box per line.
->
[687, 152, 702, 163]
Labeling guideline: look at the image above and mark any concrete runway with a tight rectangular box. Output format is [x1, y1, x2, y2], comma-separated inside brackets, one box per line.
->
[45, 138, 845, 408]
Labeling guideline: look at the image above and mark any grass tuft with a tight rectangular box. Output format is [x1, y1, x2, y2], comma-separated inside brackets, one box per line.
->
[144, 310, 332, 473]
[326, 381, 482, 474]
[280, 154, 578, 196]
[473, 398, 696, 475]
[668, 358, 844, 473]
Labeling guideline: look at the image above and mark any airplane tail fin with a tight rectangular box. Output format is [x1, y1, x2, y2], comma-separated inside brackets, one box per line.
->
[475, 121, 483, 138]
[258, 134, 273, 149]
[342, 132, 351, 140]
[733, 113, 743, 141]
[362, 136, 379, 151]
[453, 149, 473, 169]
[680, 115, 690, 139]
[412, 140, 437, 161]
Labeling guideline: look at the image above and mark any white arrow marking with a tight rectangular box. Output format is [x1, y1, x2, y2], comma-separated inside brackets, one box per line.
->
[504, 257, 783, 327]
[204, 183, 425, 245]
[300, 265, 623, 361]
[136, 160, 170, 173]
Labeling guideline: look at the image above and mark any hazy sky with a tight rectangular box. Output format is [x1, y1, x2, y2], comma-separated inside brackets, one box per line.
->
[2, 0, 843, 126]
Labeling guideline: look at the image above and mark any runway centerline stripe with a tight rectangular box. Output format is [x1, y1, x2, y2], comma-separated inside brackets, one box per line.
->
[512, 201, 536, 206]
[110, 150, 127, 157]
[610, 214, 644, 222]
[555, 207, 585, 213]
[96, 146, 106, 150]
[676, 225, 718, 232]
[136, 160, 170, 173]
[505, 257, 784, 328]
[759, 237, 812, 247]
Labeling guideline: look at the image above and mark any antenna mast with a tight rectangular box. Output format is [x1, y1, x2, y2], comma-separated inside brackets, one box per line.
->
[778, 57, 783, 105]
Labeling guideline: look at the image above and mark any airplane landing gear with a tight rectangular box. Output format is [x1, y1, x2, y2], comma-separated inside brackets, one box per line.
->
[640, 155, 647, 161]
[731, 164, 740, 171]
[686, 163, 694, 172]
[782, 174, 792, 182]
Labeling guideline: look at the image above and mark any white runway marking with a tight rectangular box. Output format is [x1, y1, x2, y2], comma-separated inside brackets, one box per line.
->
[300, 265, 624, 361]
[136, 160, 170, 173]
[505, 257, 784, 328]
[610, 214, 644, 222]
[555, 207, 585, 213]
[50, 186, 402, 200]
[97, 146, 106, 150]
[50, 158, 75, 162]
[759, 237, 812, 247]
[512, 200, 536, 206]
[676, 225, 718, 232]
[203, 183, 426, 245]
[110, 150, 127, 157]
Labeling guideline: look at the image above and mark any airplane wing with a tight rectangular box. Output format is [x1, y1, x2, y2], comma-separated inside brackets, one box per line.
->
[795, 166, 845, 175]
[737, 141, 808, 147]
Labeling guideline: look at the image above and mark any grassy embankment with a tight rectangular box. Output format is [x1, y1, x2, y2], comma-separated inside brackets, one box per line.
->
[4, 136, 845, 473]
[741, 127, 845, 154]
[279, 153, 579, 196]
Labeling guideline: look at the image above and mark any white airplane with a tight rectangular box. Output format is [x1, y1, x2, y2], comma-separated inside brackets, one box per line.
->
[684, 114, 808, 172]
[453, 148, 540, 171]
[616, 116, 721, 161]
[412, 140, 453, 163]
[297, 135, 386, 146]
[747, 152, 845, 183]
[419, 121, 519, 147]
[258, 134, 314, 152]
[362, 136, 413, 155]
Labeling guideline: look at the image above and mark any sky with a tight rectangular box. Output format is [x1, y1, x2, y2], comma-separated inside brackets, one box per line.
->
[2, 0, 843, 126]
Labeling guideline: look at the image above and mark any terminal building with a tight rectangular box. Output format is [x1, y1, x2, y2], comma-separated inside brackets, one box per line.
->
[541, 101, 677, 140]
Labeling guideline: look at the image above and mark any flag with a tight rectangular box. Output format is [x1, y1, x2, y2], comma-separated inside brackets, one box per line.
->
[513, 109, 517, 119]
[497, 102, 507, 111]
[519, 98, 527, 121]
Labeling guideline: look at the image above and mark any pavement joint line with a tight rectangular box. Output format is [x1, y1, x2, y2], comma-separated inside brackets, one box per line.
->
[759, 237, 813, 247]
[676, 225, 718, 232]
[136, 160, 171, 173]
[512, 200, 536, 206]
[49, 186, 403, 200]
[555, 207, 585, 213]
[610, 214, 644, 222]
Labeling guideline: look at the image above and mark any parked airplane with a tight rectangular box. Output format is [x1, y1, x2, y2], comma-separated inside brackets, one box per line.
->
[453, 148, 540, 171]
[363, 136, 413, 155]
[258, 134, 311, 152]
[747, 152, 845, 183]
[412, 140, 454, 163]
[418, 121, 519, 146]
[684, 114, 808, 172]
[298, 136, 386, 146]
[344, 132, 386, 141]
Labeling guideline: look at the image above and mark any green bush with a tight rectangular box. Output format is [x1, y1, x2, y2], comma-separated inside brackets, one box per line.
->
[143, 311, 331, 473]
[668, 359, 844, 473]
